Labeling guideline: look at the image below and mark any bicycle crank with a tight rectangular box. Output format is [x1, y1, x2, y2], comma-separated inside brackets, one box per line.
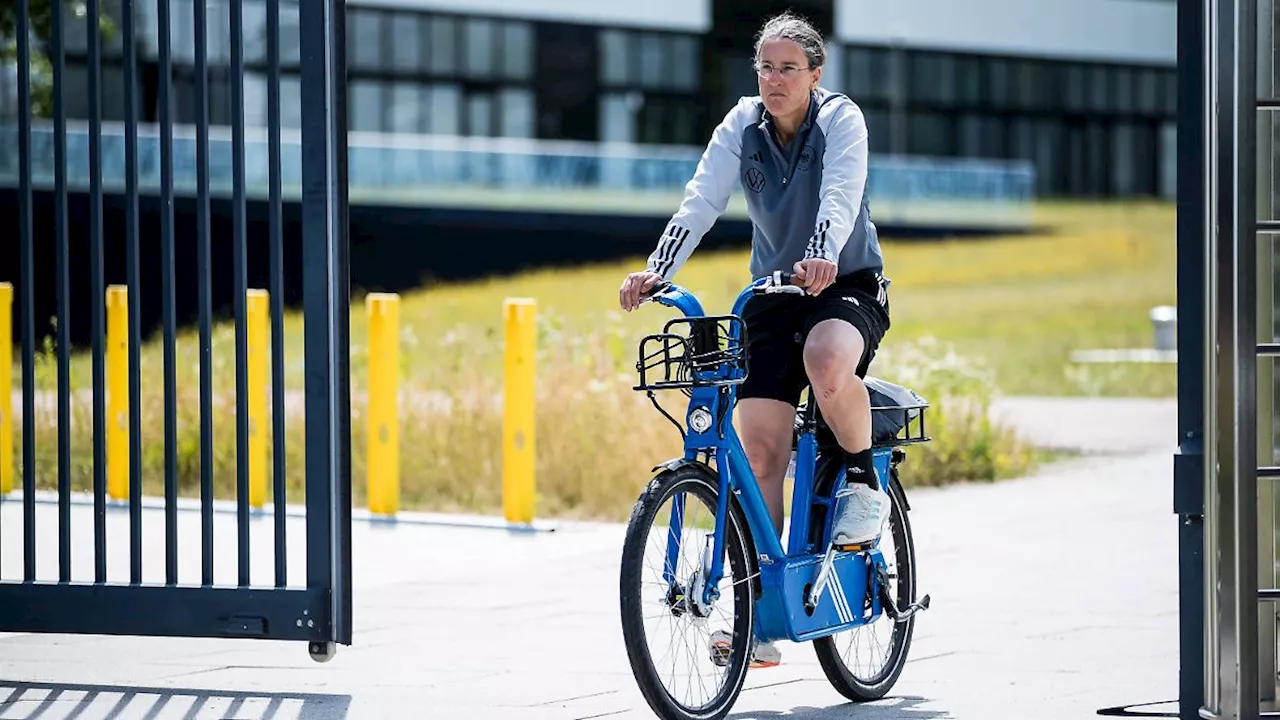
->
[805, 545, 839, 613]
[876, 565, 931, 622]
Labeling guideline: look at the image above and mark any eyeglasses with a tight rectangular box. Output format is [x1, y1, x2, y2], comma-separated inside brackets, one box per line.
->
[754, 62, 813, 80]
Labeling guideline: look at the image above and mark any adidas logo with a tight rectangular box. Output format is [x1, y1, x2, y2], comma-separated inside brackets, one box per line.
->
[848, 466, 864, 473]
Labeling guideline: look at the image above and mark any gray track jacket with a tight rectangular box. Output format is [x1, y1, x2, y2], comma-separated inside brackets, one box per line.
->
[645, 88, 883, 283]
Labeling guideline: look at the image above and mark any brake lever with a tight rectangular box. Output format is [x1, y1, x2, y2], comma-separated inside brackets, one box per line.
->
[751, 271, 807, 296]
[638, 281, 674, 305]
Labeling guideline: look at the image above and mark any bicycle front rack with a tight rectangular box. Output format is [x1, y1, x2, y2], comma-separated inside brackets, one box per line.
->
[634, 315, 748, 393]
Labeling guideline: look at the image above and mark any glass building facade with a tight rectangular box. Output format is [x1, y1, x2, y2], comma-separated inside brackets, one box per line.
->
[0, 0, 1178, 198]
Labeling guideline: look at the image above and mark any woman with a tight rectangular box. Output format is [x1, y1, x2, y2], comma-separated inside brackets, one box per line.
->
[618, 11, 892, 668]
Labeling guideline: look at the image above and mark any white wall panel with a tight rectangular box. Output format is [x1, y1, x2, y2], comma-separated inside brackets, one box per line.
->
[351, 0, 711, 32]
[836, 0, 1175, 65]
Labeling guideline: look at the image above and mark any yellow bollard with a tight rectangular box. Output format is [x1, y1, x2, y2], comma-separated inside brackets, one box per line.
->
[0, 282, 12, 495]
[247, 289, 268, 510]
[107, 285, 128, 500]
[366, 293, 400, 516]
[502, 298, 536, 524]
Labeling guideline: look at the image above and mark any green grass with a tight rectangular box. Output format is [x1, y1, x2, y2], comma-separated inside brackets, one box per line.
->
[5, 199, 1176, 521]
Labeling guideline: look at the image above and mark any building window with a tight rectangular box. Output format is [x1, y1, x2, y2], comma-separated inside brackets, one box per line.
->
[389, 83, 426, 134]
[499, 88, 535, 138]
[349, 81, 383, 132]
[597, 27, 701, 145]
[391, 14, 425, 73]
[501, 23, 533, 81]
[600, 30, 630, 86]
[427, 84, 461, 135]
[429, 16, 458, 74]
[349, 10, 385, 72]
[845, 46, 893, 104]
[464, 18, 495, 79]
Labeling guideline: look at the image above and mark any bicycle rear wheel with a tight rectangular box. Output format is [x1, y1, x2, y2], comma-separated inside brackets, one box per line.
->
[813, 472, 918, 701]
[619, 463, 756, 720]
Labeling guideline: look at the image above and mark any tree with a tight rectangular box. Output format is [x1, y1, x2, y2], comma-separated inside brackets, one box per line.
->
[0, 0, 116, 117]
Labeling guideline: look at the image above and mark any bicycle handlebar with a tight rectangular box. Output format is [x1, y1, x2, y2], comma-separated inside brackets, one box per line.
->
[634, 271, 808, 320]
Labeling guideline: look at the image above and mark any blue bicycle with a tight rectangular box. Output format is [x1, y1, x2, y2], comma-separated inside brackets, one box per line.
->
[619, 272, 932, 720]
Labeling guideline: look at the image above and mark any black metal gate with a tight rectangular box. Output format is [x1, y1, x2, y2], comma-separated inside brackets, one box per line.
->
[0, 0, 351, 658]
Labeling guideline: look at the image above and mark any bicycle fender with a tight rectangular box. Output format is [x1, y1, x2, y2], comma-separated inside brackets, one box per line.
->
[650, 456, 711, 475]
[890, 467, 912, 512]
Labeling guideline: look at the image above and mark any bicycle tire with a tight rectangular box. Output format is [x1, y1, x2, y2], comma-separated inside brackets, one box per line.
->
[619, 463, 756, 720]
[813, 471, 918, 701]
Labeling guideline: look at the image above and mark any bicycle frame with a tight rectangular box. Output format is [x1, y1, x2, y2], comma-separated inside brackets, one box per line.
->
[644, 277, 892, 617]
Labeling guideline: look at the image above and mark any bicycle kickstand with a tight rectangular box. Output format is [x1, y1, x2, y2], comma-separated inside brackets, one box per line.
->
[876, 564, 932, 622]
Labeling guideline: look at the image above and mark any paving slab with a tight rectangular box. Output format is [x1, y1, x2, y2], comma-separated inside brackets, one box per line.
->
[0, 443, 1179, 719]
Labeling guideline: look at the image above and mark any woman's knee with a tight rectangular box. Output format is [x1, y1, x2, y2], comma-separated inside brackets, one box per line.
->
[803, 322, 865, 396]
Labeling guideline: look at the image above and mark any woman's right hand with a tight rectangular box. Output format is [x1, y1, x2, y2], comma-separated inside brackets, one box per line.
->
[619, 271, 664, 312]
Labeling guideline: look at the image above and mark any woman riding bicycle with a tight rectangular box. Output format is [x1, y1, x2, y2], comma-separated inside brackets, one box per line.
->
[618, 11, 892, 666]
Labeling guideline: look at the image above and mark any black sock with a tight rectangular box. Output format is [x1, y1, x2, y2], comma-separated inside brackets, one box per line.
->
[844, 448, 878, 489]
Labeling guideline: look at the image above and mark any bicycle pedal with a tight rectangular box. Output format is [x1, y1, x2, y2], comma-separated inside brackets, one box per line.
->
[832, 542, 871, 553]
[709, 641, 731, 667]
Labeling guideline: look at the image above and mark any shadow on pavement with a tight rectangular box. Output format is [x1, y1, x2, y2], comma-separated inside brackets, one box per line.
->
[0, 681, 352, 719]
[730, 695, 951, 719]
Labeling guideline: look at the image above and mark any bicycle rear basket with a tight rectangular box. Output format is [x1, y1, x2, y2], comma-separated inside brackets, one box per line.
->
[634, 315, 747, 392]
[867, 377, 931, 447]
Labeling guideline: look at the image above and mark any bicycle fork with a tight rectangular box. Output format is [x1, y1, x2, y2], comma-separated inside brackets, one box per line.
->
[659, 467, 729, 612]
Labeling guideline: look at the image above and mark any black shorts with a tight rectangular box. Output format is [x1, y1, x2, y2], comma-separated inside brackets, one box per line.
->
[738, 268, 891, 407]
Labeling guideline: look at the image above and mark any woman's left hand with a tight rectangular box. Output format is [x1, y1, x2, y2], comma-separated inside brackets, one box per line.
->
[793, 258, 838, 296]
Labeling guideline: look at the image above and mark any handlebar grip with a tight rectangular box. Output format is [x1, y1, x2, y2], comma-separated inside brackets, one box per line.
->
[638, 280, 673, 303]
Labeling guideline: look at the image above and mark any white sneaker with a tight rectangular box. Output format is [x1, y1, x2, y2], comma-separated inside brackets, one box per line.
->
[831, 481, 891, 548]
[709, 630, 781, 669]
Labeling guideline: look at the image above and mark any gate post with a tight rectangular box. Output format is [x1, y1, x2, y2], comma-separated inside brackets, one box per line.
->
[1176, 0, 1207, 712]
[299, 0, 353, 652]
[1197, 0, 1264, 715]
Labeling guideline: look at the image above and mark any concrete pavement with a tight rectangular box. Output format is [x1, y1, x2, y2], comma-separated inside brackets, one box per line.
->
[0, 394, 1182, 719]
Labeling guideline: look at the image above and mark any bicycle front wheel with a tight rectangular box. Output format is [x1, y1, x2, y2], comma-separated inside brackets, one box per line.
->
[619, 463, 756, 720]
[813, 472, 918, 701]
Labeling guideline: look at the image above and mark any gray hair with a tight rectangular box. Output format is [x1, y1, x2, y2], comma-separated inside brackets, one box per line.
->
[753, 11, 827, 69]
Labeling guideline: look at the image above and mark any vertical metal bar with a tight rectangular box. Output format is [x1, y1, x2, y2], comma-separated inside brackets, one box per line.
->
[268, 0, 288, 589]
[158, 0, 178, 586]
[86, 0, 107, 586]
[51, 0, 72, 585]
[1177, 0, 1208, 714]
[300, 0, 352, 643]
[122, 0, 143, 586]
[1236, 0, 1261, 713]
[1256, 0, 1277, 700]
[194, 0, 215, 587]
[1210, 0, 1236, 712]
[332, 0, 353, 647]
[300, 0, 332, 624]
[231, 0, 251, 588]
[16, 0, 37, 584]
